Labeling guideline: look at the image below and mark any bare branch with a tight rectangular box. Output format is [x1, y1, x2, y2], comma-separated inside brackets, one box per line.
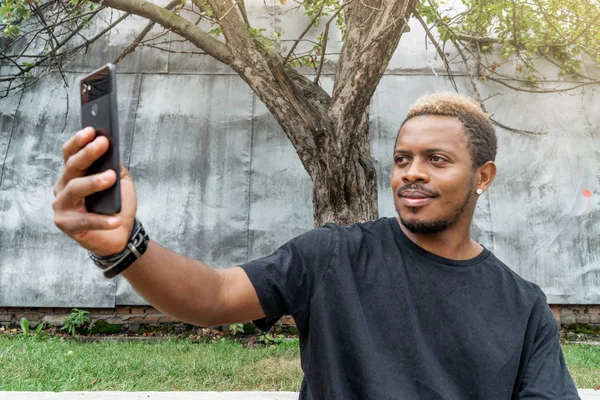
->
[489, 116, 546, 135]
[139, 43, 207, 55]
[205, 0, 254, 57]
[284, 2, 325, 64]
[113, 0, 182, 64]
[237, 0, 250, 27]
[0, 10, 129, 96]
[314, 2, 354, 85]
[414, 9, 457, 92]
[96, 0, 232, 64]
[485, 75, 599, 94]
[428, 1, 546, 135]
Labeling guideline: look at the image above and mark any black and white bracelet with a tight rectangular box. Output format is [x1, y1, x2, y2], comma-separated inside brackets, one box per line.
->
[88, 218, 150, 278]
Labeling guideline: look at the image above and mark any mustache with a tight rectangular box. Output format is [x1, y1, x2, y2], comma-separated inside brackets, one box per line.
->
[397, 184, 440, 198]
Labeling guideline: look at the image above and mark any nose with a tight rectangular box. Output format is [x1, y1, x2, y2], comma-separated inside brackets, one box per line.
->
[402, 159, 429, 183]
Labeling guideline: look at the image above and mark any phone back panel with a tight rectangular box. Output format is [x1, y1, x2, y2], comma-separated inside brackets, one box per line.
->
[81, 65, 121, 215]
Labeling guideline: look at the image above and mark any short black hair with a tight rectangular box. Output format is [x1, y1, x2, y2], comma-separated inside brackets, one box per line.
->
[399, 93, 497, 168]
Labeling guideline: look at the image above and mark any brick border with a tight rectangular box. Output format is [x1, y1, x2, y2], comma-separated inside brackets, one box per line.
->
[553, 304, 600, 325]
[0, 305, 597, 330]
[0, 306, 182, 332]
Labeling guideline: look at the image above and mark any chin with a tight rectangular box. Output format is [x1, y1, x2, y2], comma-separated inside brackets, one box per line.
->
[399, 214, 452, 235]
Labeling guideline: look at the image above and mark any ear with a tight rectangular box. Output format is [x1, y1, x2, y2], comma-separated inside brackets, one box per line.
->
[475, 161, 496, 194]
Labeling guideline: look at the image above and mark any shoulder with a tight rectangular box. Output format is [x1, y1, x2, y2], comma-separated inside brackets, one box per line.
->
[483, 252, 548, 304]
[271, 218, 390, 258]
[329, 217, 393, 240]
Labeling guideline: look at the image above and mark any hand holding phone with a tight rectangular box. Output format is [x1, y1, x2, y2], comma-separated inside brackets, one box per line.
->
[51, 64, 138, 257]
[52, 127, 138, 256]
[80, 63, 121, 214]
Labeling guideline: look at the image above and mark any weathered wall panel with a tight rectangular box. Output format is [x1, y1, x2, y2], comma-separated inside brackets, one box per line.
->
[0, 75, 115, 307]
[0, 78, 21, 180]
[0, 73, 144, 307]
[246, 94, 314, 261]
[477, 82, 600, 303]
[116, 74, 254, 305]
[0, 3, 598, 306]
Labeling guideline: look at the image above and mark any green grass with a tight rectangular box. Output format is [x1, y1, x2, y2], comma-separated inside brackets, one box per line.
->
[0, 336, 303, 391]
[0, 336, 598, 391]
[563, 344, 600, 389]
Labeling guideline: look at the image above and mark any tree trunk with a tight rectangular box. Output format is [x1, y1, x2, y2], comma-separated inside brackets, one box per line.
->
[310, 109, 378, 227]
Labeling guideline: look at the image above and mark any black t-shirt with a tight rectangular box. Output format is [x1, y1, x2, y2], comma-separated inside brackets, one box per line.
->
[241, 218, 579, 400]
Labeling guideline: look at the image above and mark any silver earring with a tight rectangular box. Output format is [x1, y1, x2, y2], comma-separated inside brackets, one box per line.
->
[476, 189, 483, 195]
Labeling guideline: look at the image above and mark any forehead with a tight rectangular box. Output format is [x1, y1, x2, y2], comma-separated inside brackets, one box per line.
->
[396, 115, 469, 152]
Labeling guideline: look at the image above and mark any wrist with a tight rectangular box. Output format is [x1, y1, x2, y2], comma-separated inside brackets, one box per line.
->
[94, 219, 137, 258]
[89, 218, 150, 278]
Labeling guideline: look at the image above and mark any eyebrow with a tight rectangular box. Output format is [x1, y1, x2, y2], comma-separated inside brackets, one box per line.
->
[394, 148, 457, 157]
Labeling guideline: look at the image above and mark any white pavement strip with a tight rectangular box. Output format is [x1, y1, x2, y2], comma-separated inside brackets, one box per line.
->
[1, 392, 599, 399]
[0, 393, 299, 400]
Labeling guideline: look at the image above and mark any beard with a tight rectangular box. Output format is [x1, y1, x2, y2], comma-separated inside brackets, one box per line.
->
[400, 217, 454, 235]
[399, 180, 475, 235]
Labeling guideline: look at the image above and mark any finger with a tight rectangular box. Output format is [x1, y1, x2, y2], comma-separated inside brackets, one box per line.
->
[119, 161, 130, 179]
[54, 170, 117, 208]
[54, 136, 110, 196]
[62, 127, 96, 164]
[54, 211, 121, 235]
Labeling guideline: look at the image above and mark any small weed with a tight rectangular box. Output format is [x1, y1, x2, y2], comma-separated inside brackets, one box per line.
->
[19, 318, 29, 336]
[19, 318, 46, 338]
[229, 323, 245, 335]
[61, 308, 90, 336]
[564, 324, 600, 335]
[259, 333, 287, 345]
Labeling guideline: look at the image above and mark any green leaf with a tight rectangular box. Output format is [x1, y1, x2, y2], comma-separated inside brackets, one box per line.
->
[0, 5, 12, 18]
[208, 26, 222, 36]
[34, 322, 45, 335]
[19, 318, 29, 336]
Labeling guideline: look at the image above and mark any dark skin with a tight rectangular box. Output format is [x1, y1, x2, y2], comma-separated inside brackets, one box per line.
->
[391, 115, 497, 260]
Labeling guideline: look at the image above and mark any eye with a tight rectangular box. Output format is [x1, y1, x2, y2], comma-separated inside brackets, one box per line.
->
[395, 156, 409, 165]
[430, 155, 447, 164]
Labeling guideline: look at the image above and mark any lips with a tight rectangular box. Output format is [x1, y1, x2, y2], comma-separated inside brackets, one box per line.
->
[400, 190, 434, 207]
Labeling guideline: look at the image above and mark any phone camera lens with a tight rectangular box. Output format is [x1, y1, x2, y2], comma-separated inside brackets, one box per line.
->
[82, 87, 87, 95]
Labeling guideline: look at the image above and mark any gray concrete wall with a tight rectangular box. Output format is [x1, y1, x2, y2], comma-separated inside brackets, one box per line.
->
[0, 1, 598, 307]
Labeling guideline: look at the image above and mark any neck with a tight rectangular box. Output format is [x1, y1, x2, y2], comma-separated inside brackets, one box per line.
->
[396, 216, 482, 261]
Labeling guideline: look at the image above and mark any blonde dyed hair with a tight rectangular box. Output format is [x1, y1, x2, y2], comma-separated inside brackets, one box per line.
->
[401, 92, 497, 167]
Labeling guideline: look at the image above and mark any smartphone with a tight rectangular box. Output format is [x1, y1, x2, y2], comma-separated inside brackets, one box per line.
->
[80, 63, 121, 215]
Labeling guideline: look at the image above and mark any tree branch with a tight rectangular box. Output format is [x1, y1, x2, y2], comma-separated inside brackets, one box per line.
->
[198, 0, 334, 170]
[435, 5, 546, 135]
[485, 75, 599, 94]
[96, 0, 232, 64]
[331, 0, 418, 159]
[205, 0, 254, 58]
[414, 9, 457, 92]
[457, 31, 600, 94]
[237, 0, 250, 27]
[314, 2, 351, 85]
[113, 0, 183, 64]
[284, 2, 325, 64]
[1, 8, 122, 90]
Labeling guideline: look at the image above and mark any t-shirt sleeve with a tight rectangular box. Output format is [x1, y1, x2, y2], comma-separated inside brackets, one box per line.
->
[517, 297, 580, 399]
[240, 224, 338, 331]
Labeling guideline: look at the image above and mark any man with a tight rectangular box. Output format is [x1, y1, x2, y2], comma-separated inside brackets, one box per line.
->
[52, 93, 579, 399]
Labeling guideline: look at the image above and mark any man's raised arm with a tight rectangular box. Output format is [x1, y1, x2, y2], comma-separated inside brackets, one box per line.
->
[52, 127, 266, 327]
